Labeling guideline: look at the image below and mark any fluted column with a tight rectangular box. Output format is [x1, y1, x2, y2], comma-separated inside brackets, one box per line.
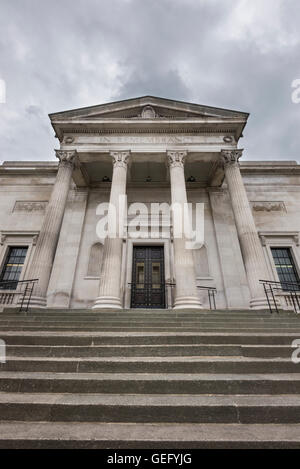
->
[27, 150, 77, 307]
[167, 151, 202, 310]
[221, 149, 269, 309]
[93, 151, 130, 310]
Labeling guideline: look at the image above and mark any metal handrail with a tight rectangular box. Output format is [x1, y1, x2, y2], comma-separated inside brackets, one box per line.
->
[260, 279, 300, 314]
[0, 279, 38, 312]
[197, 285, 217, 310]
[128, 282, 217, 310]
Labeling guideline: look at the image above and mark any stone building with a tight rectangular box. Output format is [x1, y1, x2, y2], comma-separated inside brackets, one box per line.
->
[0, 95, 299, 311]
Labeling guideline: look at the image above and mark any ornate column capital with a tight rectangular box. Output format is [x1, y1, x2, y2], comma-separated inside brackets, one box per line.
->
[167, 150, 187, 169]
[221, 149, 243, 167]
[55, 150, 78, 169]
[110, 151, 131, 169]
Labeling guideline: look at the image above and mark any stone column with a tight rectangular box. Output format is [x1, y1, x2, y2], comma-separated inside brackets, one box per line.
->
[167, 150, 202, 309]
[27, 150, 77, 307]
[92, 151, 130, 310]
[221, 149, 269, 309]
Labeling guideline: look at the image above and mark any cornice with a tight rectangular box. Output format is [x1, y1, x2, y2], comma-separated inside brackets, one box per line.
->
[59, 127, 237, 134]
[51, 118, 246, 142]
[0, 168, 58, 177]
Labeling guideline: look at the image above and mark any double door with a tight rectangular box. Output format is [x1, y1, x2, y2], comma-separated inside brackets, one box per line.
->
[131, 246, 165, 308]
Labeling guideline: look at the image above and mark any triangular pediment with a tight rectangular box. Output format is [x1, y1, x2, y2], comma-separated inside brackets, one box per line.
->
[49, 95, 249, 121]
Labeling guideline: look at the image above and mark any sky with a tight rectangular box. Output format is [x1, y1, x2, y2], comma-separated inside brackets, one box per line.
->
[0, 0, 299, 163]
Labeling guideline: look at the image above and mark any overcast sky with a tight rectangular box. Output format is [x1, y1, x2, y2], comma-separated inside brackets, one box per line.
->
[0, 0, 299, 163]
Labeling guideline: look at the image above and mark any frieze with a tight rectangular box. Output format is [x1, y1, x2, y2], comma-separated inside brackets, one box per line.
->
[75, 134, 233, 144]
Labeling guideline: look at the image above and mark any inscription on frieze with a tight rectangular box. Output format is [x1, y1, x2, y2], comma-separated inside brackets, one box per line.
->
[76, 134, 229, 145]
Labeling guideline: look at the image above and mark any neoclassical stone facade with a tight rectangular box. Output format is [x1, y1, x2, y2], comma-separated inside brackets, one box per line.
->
[0, 96, 300, 311]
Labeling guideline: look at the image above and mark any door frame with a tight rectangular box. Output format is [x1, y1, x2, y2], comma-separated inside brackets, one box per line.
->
[124, 238, 172, 309]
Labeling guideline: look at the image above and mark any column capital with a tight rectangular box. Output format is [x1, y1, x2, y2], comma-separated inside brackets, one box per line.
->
[221, 149, 243, 167]
[167, 150, 187, 169]
[110, 150, 131, 169]
[55, 150, 78, 169]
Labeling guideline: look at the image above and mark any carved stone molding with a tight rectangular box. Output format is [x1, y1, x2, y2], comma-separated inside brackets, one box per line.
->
[110, 151, 130, 169]
[251, 201, 286, 213]
[55, 150, 78, 168]
[13, 201, 47, 213]
[221, 149, 243, 167]
[167, 150, 187, 169]
[259, 231, 299, 247]
[0, 231, 39, 246]
[63, 136, 75, 144]
[141, 106, 156, 119]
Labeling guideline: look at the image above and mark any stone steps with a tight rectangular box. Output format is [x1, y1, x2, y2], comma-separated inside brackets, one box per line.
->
[0, 308, 300, 448]
[1, 332, 299, 345]
[1, 356, 299, 373]
[0, 392, 299, 424]
[1, 422, 300, 449]
[0, 325, 300, 337]
[3, 344, 295, 358]
[1, 371, 300, 394]
[1, 313, 298, 320]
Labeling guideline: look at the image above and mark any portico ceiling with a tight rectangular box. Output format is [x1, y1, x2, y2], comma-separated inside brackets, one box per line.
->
[76, 155, 221, 187]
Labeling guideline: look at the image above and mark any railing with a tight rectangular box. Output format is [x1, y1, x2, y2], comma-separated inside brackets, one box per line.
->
[260, 279, 300, 314]
[128, 282, 217, 310]
[128, 282, 176, 309]
[197, 285, 217, 310]
[0, 279, 38, 312]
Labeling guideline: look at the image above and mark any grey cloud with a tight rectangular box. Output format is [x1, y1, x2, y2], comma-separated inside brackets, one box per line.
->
[0, 0, 299, 162]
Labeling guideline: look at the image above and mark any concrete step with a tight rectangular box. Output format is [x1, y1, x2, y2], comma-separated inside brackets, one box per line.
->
[1, 313, 299, 321]
[1, 331, 299, 346]
[2, 326, 300, 333]
[0, 318, 300, 329]
[1, 307, 300, 448]
[0, 421, 300, 448]
[3, 344, 294, 358]
[3, 308, 277, 314]
[1, 372, 300, 394]
[0, 393, 299, 424]
[1, 356, 299, 373]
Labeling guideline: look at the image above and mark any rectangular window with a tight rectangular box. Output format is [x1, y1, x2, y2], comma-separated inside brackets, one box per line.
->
[0, 246, 28, 290]
[271, 247, 300, 289]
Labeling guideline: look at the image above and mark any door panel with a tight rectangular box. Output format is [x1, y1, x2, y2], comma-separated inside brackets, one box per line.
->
[131, 246, 165, 308]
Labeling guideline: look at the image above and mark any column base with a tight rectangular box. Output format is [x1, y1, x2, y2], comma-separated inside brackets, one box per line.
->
[22, 295, 47, 308]
[92, 296, 122, 310]
[249, 296, 278, 310]
[173, 296, 203, 310]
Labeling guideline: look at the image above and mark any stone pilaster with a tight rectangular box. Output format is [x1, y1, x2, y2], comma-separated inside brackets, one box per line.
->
[221, 149, 269, 309]
[92, 151, 130, 310]
[167, 150, 202, 310]
[26, 150, 77, 307]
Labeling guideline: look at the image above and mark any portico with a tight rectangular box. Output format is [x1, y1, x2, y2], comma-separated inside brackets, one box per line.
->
[1, 96, 298, 311]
